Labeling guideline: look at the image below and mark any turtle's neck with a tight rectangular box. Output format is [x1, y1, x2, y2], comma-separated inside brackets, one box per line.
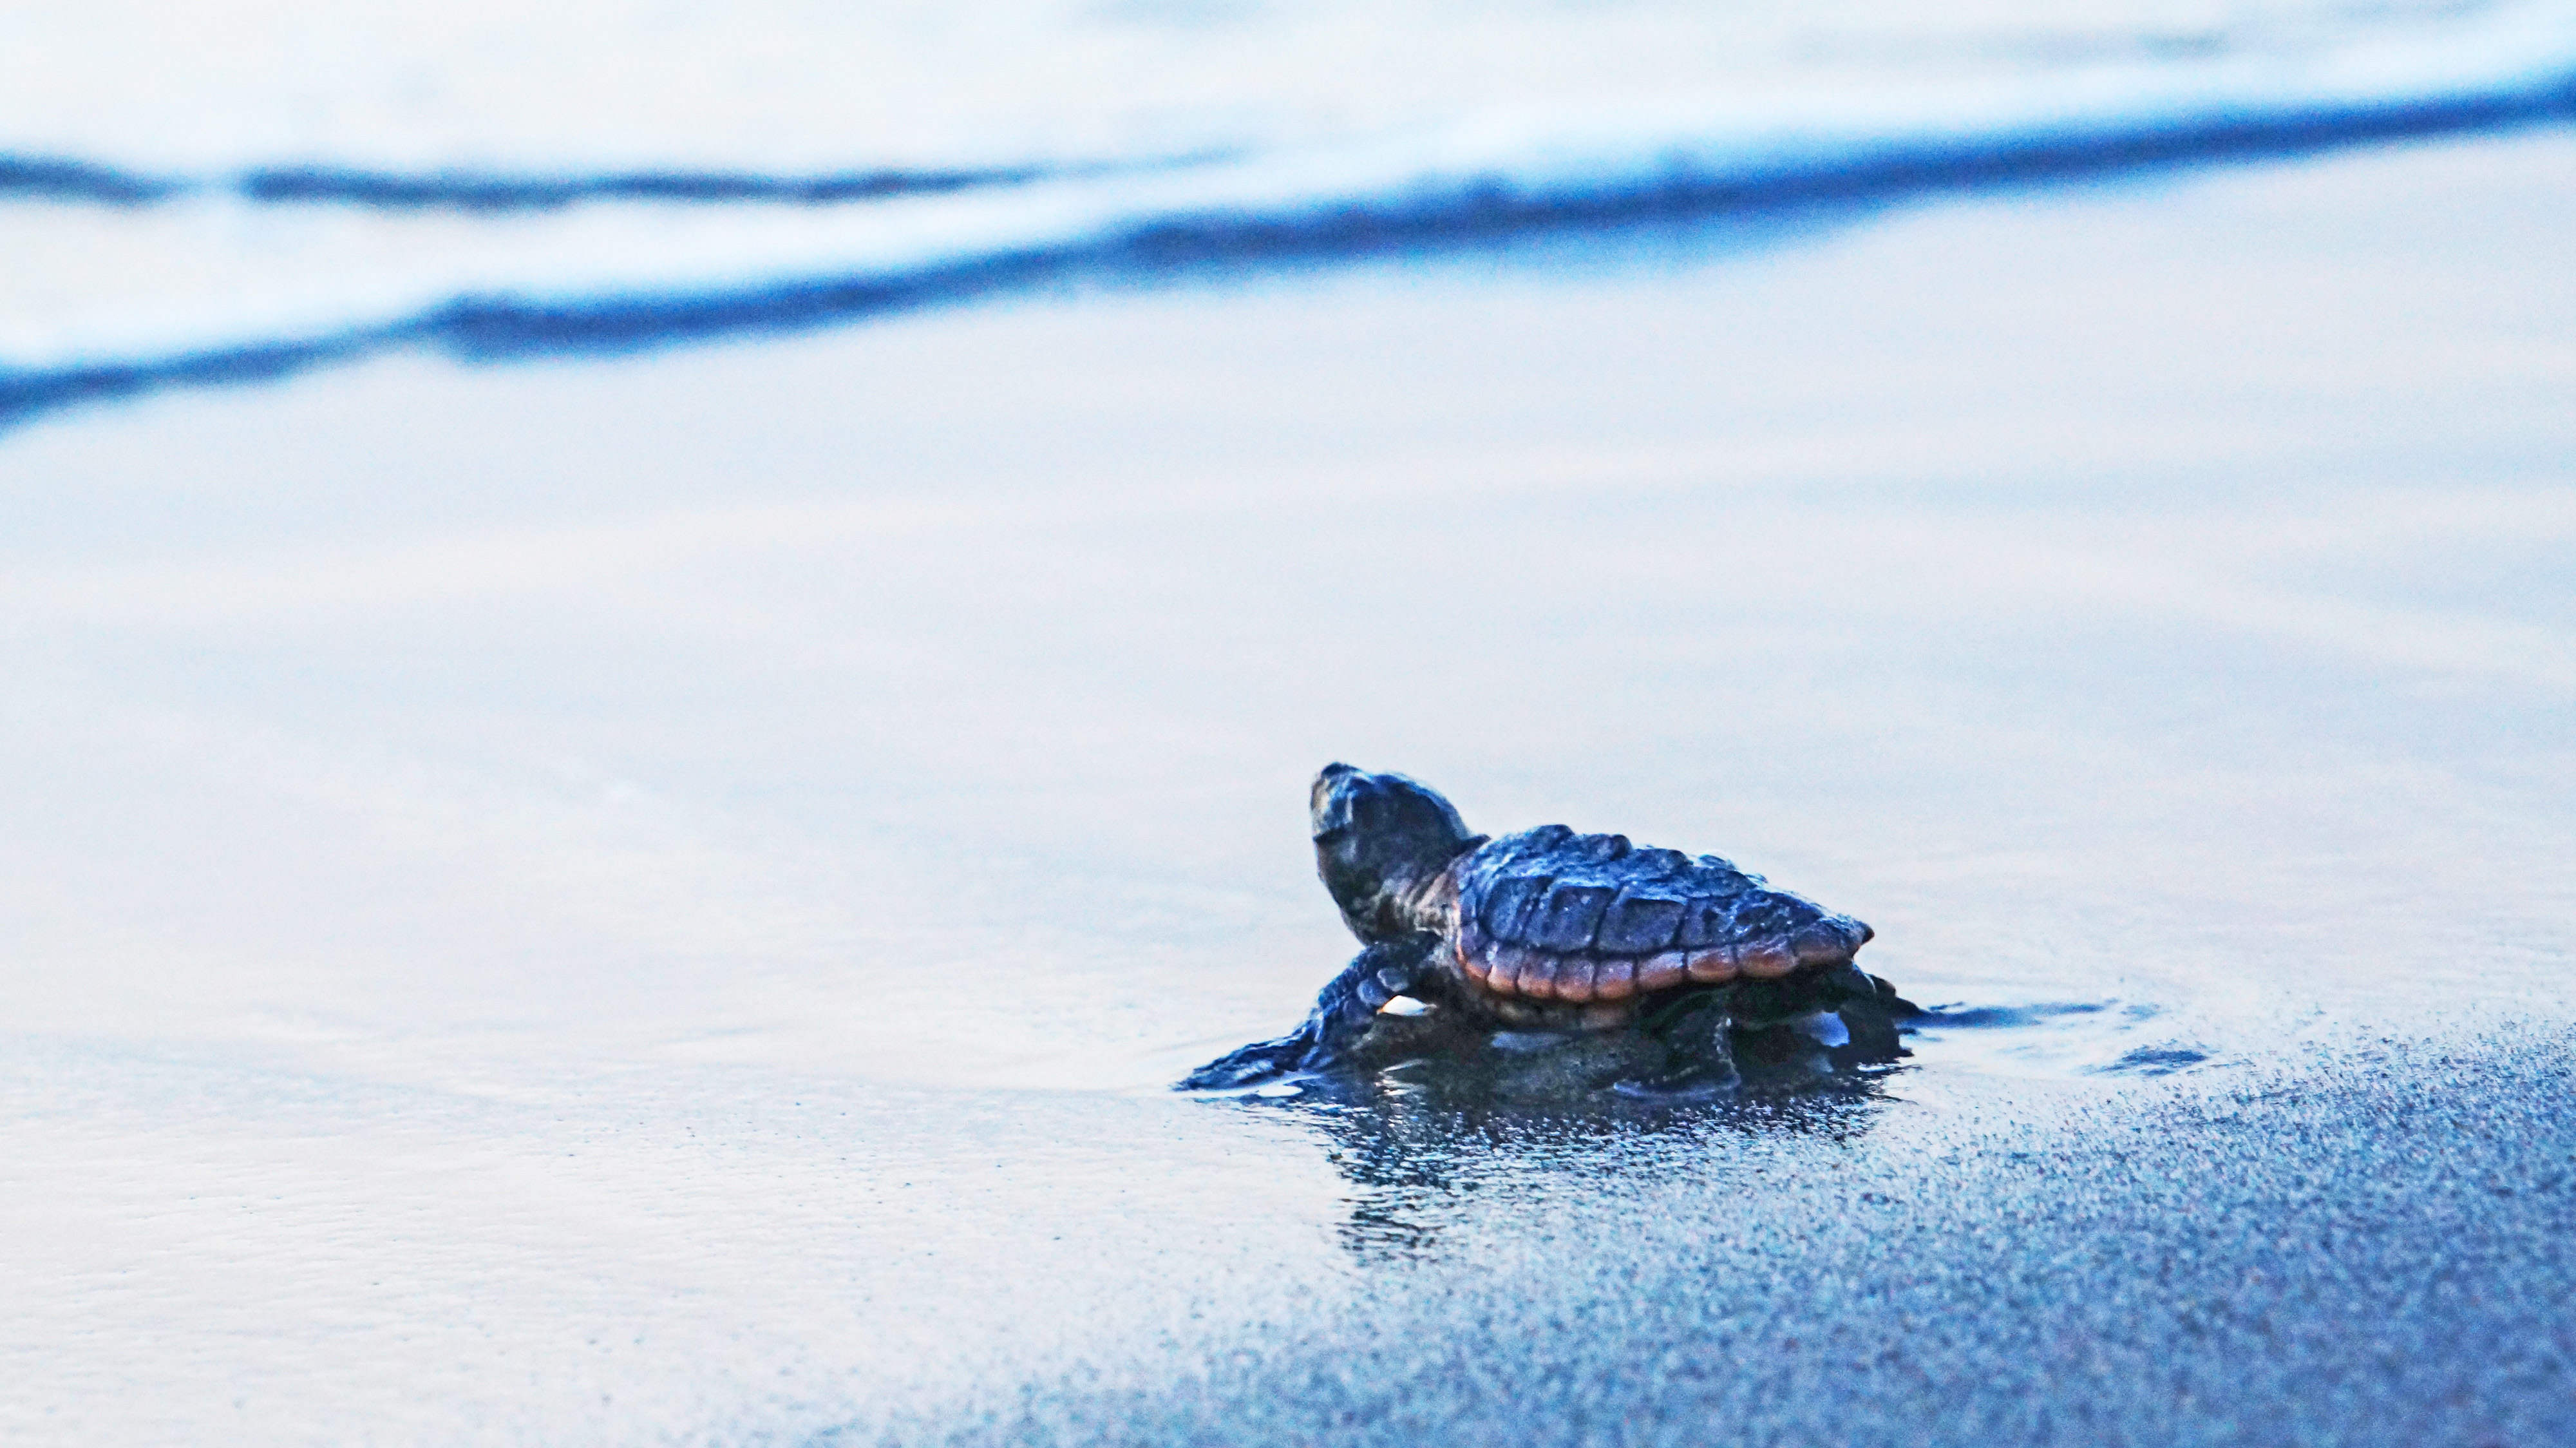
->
[1391, 837, 1484, 937]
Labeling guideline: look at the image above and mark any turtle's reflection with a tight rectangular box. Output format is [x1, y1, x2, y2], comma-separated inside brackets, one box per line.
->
[1242, 1000, 1915, 1262]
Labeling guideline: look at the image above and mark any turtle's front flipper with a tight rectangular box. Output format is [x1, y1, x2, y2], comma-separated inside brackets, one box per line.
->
[1179, 933, 1441, 1091]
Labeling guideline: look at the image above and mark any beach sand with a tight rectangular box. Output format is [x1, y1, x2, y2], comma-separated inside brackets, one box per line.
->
[2, 129, 2571, 1442]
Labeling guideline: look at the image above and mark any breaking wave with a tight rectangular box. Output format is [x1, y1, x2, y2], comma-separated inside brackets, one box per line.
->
[5, 14, 2573, 430]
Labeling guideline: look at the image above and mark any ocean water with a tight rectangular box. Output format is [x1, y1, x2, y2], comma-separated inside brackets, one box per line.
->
[6, 0, 2576, 422]
[5, 4, 2575, 1443]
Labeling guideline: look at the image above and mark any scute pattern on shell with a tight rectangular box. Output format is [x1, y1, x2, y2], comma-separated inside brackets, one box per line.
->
[1452, 826, 1872, 1004]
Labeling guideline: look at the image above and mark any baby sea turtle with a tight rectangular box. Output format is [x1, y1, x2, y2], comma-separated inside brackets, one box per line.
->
[1182, 764, 1913, 1096]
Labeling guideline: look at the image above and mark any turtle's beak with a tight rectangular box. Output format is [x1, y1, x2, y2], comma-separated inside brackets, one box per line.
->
[1311, 763, 1363, 840]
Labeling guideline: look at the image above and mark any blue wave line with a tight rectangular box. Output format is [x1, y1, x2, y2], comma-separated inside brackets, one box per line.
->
[0, 155, 1059, 209]
[6, 78, 2573, 433]
[234, 163, 1050, 209]
[0, 153, 180, 204]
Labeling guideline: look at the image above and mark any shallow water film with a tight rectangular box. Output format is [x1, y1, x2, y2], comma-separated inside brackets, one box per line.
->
[3, 24, 2575, 1442]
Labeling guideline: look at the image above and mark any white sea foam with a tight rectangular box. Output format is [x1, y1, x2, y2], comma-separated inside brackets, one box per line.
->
[2, 3, 2573, 412]
[1, 0, 2539, 175]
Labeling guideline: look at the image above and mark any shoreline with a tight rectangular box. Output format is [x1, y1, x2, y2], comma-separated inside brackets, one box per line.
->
[1, 128, 2570, 1442]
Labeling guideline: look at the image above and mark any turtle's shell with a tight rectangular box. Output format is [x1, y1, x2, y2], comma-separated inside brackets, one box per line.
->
[1452, 826, 1871, 1005]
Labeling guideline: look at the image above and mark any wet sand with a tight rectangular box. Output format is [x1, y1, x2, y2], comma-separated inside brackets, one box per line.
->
[2, 131, 2572, 1442]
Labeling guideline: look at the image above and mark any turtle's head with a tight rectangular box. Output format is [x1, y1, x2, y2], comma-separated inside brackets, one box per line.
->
[1310, 763, 1479, 942]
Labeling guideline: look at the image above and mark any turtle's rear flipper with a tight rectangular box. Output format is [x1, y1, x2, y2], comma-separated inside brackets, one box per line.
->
[1179, 933, 1439, 1091]
[1828, 971, 1921, 1064]
[1613, 987, 1741, 1100]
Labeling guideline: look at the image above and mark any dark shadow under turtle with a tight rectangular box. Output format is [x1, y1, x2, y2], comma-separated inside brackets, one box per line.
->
[1182, 765, 1920, 1100]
